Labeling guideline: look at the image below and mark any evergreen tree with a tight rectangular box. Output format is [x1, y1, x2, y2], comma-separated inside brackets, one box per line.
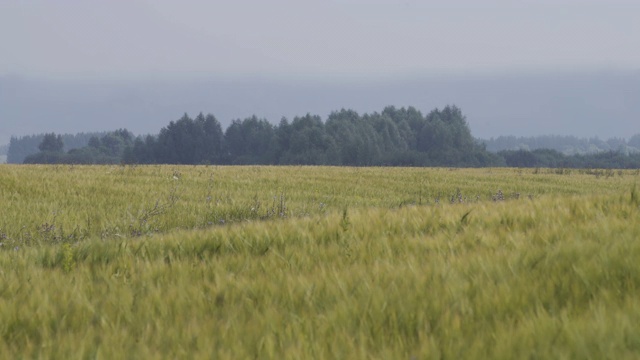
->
[224, 116, 276, 164]
[38, 133, 64, 153]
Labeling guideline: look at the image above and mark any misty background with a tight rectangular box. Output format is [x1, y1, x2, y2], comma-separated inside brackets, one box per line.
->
[1, 0, 639, 150]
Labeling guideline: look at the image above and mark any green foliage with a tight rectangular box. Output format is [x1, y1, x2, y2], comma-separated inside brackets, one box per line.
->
[121, 105, 501, 167]
[10, 109, 640, 167]
[325, 109, 381, 165]
[37, 133, 64, 153]
[224, 116, 277, 164]
[148, 113, 224, 164]
[61, 243, 76, 273]
[279, 114, 337, 165]
[340, 208, 350, 232]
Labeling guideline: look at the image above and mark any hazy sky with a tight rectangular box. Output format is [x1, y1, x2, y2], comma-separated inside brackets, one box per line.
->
[2, 0, 639, 79]
[1, 0, 639, 147]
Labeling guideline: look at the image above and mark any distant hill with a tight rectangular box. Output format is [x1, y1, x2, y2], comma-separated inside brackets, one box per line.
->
[1, 70, 639, 145]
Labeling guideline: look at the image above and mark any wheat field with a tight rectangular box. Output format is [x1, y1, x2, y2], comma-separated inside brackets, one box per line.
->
[1, 165, 639, 358]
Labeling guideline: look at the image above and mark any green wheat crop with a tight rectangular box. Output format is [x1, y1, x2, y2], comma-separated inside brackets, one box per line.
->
[0, 165, 639, 358]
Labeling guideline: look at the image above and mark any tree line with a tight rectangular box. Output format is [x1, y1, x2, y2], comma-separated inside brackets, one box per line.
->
[22, 106, 500, 167]
[7, 132, 109, 164]
[23, 130, 134, 165]
[120, 106, 497, 166]
[498, 148, 640, 169]
[13, 105, 640, 168]
[482, 134, 640, 155]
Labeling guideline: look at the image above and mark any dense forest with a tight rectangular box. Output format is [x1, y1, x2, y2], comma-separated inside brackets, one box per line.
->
[21, 106, 500, 167]
[10, 105, 640, 168]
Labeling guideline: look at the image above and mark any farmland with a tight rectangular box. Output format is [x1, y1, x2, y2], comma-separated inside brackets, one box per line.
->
[1, 165, 639, 358]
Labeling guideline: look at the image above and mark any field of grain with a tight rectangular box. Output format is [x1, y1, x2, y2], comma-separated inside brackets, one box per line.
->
[1, 165, 639, 358]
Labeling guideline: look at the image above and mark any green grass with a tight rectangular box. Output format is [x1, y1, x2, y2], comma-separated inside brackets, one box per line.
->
[1, 165, 639, 358]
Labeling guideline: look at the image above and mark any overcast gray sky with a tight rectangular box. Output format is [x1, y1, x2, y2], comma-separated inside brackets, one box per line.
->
[2, 0, 639, 79]
[1, 0, 639, 147]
